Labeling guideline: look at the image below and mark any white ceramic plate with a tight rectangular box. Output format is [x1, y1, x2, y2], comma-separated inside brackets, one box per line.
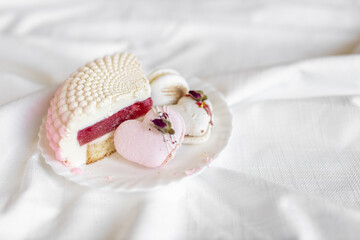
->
[38, 78, 232, 192]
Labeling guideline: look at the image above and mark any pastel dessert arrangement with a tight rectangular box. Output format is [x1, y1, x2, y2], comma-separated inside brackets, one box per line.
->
[46, 53, 214, 169]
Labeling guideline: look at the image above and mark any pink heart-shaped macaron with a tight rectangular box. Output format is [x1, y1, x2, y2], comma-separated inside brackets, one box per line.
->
[114, 106, 185, 168]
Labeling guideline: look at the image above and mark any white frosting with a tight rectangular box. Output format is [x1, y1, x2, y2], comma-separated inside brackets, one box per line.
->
[46, 53, 151, 167]
[148, 69, 189, 106]
[90, 131, 115, 145]
[170, 96, 212, 137]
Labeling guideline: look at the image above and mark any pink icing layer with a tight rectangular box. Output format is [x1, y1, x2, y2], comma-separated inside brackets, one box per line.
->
[114, 107, 185, 168]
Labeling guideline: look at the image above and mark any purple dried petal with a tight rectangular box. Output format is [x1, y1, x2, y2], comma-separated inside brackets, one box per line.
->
[162, 112, 169, 119]
[189, 90, 202, 101]
[151, 118, 176, 135]
[152, 119, 167, 128]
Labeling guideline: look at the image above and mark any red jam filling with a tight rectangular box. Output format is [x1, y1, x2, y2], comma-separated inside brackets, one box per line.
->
[77, 97, 153, 146]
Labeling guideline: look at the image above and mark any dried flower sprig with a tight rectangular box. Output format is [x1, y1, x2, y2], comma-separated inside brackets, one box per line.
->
[152, 118, 175, 135]
[188, 90, 213, 125]
[189, 90, 208, 102]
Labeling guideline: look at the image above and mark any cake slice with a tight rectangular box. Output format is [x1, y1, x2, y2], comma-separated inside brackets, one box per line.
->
[46, 53, 152, 167]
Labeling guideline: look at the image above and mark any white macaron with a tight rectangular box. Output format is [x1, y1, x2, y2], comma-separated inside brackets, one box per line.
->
[148, 69, 189, 106]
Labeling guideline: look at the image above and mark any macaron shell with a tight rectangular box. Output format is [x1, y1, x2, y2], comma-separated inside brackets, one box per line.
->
[148, 69, 189, 106]
[114, 107, 185, 168]
[183, 125, 212, 145]
[148, 69, 180, 82]
[171, 96, 212, 137]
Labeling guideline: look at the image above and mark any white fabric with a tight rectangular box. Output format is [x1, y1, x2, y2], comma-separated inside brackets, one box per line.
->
[1, 0, 360, 239]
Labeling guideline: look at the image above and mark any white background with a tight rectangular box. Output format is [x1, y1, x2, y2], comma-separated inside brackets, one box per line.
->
[1, 0, 360, 239]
